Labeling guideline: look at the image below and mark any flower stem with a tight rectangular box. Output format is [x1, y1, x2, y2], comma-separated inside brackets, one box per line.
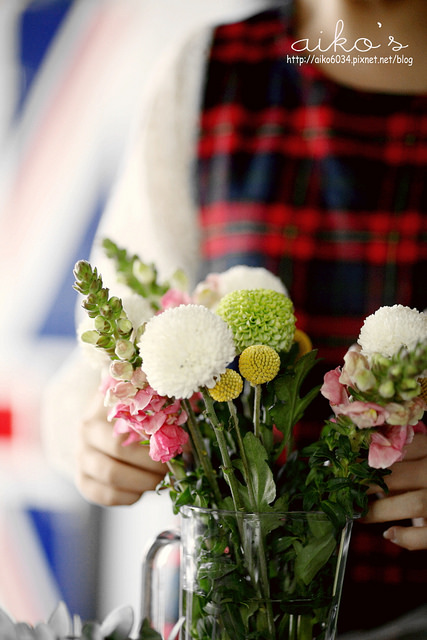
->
[253, 384, 262, 439]
[206, 394, 276, 639]
[289, 614, 314, 640]
[183, 399, 222, 506]
[202, 390, 244, 512]
[165, 459, 186, 482]
[227, 401, 256, 508]
[228, 401, 276, 639]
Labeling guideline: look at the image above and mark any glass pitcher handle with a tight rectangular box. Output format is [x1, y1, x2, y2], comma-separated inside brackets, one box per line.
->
[141, 529, 181, 638]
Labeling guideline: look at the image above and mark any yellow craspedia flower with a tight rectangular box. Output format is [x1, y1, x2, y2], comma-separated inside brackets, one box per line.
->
[294, 329, 312, 358]
[239, 344, 281, 386]
[208, 368, 244, 402]
[419, 377, 427, 403]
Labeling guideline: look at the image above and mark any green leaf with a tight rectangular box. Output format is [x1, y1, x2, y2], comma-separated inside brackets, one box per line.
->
[136, 618, 163, 640]
[243, 432, 276, 510]
[269, 350, 321, 450]
[294, 527, 336, 586]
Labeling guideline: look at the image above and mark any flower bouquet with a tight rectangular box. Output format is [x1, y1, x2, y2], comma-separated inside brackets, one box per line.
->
[73, 239, 427, 640]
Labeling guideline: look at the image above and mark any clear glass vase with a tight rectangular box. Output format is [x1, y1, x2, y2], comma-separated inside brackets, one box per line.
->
[142, 507, 353, 640]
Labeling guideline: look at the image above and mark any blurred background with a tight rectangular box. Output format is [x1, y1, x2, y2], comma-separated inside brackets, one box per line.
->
[0, 0, 160, 626]
[0, 0, 182, 627]
[0, 0, 261, 628]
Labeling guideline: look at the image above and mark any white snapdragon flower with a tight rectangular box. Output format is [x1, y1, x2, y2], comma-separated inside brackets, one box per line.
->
[138, 304, 236, 398]
[358, 305, 427, 360]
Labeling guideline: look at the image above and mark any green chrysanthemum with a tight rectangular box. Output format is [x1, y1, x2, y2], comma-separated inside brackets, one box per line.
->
[239, 345, 281, 385]
[216, 289, 295, 354]
[208, 368, 244, 402]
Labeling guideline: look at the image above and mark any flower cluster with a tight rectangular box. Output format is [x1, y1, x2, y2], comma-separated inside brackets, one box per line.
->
[101, 369, 189, 462]
[73, 240, 427, 523]
[73, 242, 300, 485]
[322, 306, 427, 468]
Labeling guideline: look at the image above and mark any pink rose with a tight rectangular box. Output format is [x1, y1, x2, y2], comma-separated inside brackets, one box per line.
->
[149, 423, 189, 463]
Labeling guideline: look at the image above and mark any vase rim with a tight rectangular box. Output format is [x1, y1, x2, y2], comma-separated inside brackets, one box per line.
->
[179, 505, 357, 521]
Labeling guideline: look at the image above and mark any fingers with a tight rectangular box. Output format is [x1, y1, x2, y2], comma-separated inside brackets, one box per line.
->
[400, 432, 427, 461]
[370, 434, 427, 494]
[384, 457, 427, 492]
[383, 522, 427, 551]
[76, 444, 166, 506]
[364, 489, 427, 551]
[80, 410, 165, 475]
[75, 392, 166, 506]
[365, 489, 427, 524]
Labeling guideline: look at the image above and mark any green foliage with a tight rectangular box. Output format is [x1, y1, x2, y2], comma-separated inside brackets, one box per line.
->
[241, 431, 276, 510]
[73, 259, 141, 366]
[264, 347, 322, 459]
[135, 619, 163, 640]
[102, 239, 169, 309]
[301, 416, 391, 529]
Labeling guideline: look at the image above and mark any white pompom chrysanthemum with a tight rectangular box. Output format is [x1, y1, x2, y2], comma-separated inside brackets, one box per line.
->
[217, 265, 288, 297]
[193, 265, 288, 309]
[138, 304, 236, 398]
[358, 305, 427, 360]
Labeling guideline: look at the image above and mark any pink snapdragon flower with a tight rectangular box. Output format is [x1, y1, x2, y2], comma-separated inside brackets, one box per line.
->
[149, 423, 190, 463]
[321, 352, 427, 468]
[321, 367, 349, 407]
[101, 369, 189, 459]
[161, 288, 192, 310]
[368, 424, 414, 468]
[337, 400, 388, 429]
[385, 397, 426, 427]
[370, 417, 427, 469]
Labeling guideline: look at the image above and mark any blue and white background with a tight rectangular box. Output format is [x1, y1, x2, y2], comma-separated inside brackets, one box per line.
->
[0, 0, 166, 625]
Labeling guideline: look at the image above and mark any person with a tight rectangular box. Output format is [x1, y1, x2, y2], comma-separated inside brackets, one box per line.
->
[42, 0, 427, 634]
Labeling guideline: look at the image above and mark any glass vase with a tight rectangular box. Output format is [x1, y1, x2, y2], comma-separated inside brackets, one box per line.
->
[142, 507, 353, 640]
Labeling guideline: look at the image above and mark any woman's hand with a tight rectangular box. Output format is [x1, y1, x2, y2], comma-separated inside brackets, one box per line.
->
[75, 394, 166, 506]
[364, 433, 427, 550]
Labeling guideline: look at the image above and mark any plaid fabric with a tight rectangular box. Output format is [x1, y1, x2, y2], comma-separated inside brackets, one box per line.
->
[196, 7, 427, 633]
[197, 7, 427, 367]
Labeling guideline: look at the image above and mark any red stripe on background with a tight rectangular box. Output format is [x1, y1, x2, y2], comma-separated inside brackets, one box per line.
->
[0, 407, 12, 439]
[212, 20, 291, 62]
[200, 103, 427, 164]
[201, 203, 427, 264]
